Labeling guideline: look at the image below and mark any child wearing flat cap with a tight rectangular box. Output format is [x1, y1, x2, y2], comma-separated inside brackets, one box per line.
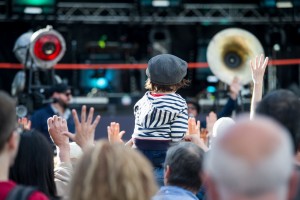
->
[131, 54, 189, 185]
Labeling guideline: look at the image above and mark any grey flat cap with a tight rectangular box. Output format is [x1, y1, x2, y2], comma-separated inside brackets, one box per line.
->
[146, 54, 187, 85]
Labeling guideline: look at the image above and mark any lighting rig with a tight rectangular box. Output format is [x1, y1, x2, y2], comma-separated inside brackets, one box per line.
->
[12, 25, 66, 115]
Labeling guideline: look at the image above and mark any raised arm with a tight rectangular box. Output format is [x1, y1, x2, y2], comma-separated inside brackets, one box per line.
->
[18, 117, 31, 130]
[217, 77, 241, 119]
[48, 115, 70, 163]
[63, 105, 101, 151]
[184, 117, 208, 152]
[250, 54, 269, 119]
[107, 122, 126, 144]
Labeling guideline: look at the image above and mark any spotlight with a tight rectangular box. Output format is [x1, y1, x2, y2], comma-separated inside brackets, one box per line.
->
[12, 25, 66, 113]
[14, 25, 66, 69]
[30, 25, 66, 69]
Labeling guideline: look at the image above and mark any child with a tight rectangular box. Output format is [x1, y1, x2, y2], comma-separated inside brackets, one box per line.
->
[131, 54, 189, 184]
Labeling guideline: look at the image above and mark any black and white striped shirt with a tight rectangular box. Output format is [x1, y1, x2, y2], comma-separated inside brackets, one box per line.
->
[132, 91, 188, 142]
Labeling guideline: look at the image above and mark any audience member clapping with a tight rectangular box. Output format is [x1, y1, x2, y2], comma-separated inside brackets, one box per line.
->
[47, 105, 100, 199]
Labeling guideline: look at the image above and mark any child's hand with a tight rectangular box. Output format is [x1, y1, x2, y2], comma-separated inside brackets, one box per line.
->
[186, 117, 200, 136]
[107, 122, 125, 144]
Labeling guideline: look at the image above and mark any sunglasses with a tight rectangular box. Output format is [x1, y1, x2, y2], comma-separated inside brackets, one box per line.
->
[188, 106, 197, 110]
[64, 92, 72, 97]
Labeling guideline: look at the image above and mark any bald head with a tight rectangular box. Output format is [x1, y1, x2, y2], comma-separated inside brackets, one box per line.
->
[204, 116, 294, 200]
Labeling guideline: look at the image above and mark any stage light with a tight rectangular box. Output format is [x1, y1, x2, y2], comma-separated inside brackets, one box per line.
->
[96, 78, 108, 89]
[140, 0, 181, 7]
[152, 0, 170, 7]
[207, 86, 216, 93]
[29, 25, 66, 69]
[207, 75, 218, 83]
[273, 43, 281, 51]
[12, 0, 56, 14]
[98, 35, 107, 49]
[13, 31, 35, 68]
[14, 25, 66, 69]
[24, 7, 42, 14]
[262, 0, 293, 8]
[276, 0, 293, 8]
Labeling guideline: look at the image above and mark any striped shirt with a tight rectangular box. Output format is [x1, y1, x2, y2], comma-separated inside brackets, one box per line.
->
[132, 91, 188, 143]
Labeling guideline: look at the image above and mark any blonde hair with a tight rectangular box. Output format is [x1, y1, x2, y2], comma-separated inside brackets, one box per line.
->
[69, 140, 158, 200]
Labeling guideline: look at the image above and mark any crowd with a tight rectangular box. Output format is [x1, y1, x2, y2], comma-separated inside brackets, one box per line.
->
[0, 53, 299, 200]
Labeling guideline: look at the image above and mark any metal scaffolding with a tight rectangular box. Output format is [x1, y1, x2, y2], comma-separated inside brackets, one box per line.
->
[1, 2, 299, 24]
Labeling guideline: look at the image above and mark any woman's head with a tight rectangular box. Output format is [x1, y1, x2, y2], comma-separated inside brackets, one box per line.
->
[9, 129, 56, 197]
[70, 140, 157, 200]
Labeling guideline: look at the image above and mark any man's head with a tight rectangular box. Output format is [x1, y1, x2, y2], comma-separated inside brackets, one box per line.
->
[204, 116, 296, 200]
[50, 83, 72, 109]
[256, 89, 300, 153]
[164, 142, 204, 193]
[0, 91, 20, 165]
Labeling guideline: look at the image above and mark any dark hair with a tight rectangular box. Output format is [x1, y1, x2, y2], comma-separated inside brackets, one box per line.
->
[0, 91, 16, 151]
[256, 89, 300, 153]
[145, 78, 190, 93]
[9, 129, 57, 198]
[164, 142, 204, 192]
[187, 100, 201, 114]
[47, 83, 70, 98]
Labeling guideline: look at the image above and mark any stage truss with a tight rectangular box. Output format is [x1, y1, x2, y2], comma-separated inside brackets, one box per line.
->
[0, 3, 299, 24]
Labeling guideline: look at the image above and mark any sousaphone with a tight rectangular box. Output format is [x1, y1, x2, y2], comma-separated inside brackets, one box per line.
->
[207, 28, 264, 85]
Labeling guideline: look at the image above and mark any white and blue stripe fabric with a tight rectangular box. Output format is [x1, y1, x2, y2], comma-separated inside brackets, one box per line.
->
[132, 91, 188, 142]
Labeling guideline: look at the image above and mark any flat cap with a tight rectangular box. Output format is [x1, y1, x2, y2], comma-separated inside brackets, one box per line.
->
[146, 54, 187, 85]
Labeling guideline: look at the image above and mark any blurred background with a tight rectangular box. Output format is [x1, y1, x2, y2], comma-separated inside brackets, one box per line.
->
[1, 0, 300, 139]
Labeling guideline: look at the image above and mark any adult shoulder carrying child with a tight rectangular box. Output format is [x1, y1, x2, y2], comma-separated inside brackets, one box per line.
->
[131, 54, 189, 185]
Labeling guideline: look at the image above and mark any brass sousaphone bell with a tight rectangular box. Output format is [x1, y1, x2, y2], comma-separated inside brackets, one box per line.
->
[207, 28, 264, 85]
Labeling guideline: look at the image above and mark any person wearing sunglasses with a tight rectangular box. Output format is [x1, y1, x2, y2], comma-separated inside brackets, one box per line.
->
[31, 83, 75, 146]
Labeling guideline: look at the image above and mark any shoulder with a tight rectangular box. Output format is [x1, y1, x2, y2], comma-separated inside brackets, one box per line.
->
[167, 93, 186, 103]
[31, 105, 53, 117]
[0, 181, 16, 199]
[29, 191, 49, 200]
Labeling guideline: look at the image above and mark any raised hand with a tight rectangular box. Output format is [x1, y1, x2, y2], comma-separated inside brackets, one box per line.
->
[250, 54, 269, 84]
[63, 105, 101, 150]
[229, 77, 241, 100]
[206, 111, 217, 138]
[47, 115, 69, 147]
[186, 117, 200, 136]
[47, 115, 70, 163]
[250, 54, 269, 119]
[107, 122, 125, 144]
[18, 117, 31, 130]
